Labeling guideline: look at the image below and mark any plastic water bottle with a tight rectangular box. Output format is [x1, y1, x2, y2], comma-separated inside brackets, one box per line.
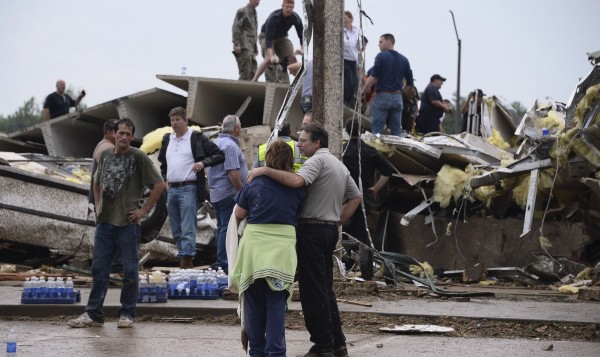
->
[65, 277, 74, 298]
[139, 275, 149, 303]
[23, 278, 31, 299]
[207, 273, 218, 297]
[47, 277, 57, 298]
[30, 277, 38, 298]
[6, 328, 17, 355]
[216, 267, 228, 289]
[38, 277, 47, 298]
[56, 277, 66, 298]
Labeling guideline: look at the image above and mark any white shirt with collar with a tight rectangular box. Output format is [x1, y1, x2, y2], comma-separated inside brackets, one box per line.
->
[166, 129, 197, 183]
[343, 25, 360, 62]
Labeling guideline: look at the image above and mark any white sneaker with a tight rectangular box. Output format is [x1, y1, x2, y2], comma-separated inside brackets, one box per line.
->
[67, 312, 103, 328]
[117, 315, 134, 328]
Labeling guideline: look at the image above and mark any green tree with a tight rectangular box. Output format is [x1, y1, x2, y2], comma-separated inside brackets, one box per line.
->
[0, 97, 43, 133]
[511, 101, 527, 119]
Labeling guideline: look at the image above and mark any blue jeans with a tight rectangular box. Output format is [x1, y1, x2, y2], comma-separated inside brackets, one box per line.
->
[86, 223, 140, 322]
[212, 195, 236, 272]
[372, 92, 404, 136]
[167, 184, 198, 258]
[244, 278, 288, 357]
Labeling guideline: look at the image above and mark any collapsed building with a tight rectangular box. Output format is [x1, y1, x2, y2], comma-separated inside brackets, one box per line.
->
[1, 52, 599, 286]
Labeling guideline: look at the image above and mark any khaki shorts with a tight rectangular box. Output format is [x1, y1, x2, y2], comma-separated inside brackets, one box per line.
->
[259, 33, 294, 61]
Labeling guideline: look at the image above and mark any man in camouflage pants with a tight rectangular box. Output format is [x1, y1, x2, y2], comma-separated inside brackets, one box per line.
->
[232, 0, 260, 81]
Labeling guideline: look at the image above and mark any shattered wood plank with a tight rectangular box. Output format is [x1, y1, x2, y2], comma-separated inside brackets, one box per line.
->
[335, 298, 372, 307]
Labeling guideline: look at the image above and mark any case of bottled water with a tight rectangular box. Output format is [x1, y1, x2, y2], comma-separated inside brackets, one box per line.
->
[167, 268, 226, 299]
[20, 276, 80, 304]
[137, 271, 168, 303]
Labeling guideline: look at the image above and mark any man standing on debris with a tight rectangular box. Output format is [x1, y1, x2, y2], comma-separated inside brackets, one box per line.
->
[342, 118, 395, 281]
[207, 115, 248, 273]
[253, 121, 304, 172]
[158, 107, 225, 269]
[415, 74, 452, 135]
[362, 34, 414, 136]
[68, 118, 166, 329]
[460, 89, 486, 134]
[43, 79, 86, 120]
[249, 121, 362, 357]
[232, 0, 260, 81]
[252, 0, 303, 84]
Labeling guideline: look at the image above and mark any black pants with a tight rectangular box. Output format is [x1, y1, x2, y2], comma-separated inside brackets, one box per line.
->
[343, 60, 357, 106]
[296, 223, 346, 353]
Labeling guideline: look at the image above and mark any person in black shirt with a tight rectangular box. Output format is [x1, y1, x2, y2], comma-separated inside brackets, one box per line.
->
[415, 74, 451, 135]
[43, 79, 86, 120]
[461, 89, 486, 134]
[252, 0, 303, 83]
[342, 118, 395, 280]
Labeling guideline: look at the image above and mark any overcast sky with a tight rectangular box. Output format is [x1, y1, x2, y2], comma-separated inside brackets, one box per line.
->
[0, 0, 598, 117]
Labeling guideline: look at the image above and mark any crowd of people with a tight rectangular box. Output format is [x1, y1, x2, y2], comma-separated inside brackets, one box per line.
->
[55, 1, 490, 356]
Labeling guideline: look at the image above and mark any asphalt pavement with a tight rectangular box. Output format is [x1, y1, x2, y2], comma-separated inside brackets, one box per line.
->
[1, 283, 600, 356]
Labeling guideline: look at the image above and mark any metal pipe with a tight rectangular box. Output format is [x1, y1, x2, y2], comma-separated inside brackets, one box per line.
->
[450, 10, 461, 134]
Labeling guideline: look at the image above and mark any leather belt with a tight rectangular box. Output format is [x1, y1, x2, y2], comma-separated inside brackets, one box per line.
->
[298, 218, 338, 226]
[168, 181, 196, 188]
[376, 90, 402, 94]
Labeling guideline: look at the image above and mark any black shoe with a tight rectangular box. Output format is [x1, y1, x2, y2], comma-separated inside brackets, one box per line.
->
[297, 352, 334, 357]
[334, 346, 349, 357]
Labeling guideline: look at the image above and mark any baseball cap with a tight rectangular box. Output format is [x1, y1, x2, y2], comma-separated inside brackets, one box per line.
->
[475, 89, 486, 97]
[430, 74, 446, 82]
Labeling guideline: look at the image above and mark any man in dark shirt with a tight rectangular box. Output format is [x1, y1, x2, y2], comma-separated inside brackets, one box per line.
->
[342, 118, 395, 280]
[252, 0, 303, 84]
[362, 33, 414, 136]
[461, 89, 486, 134]
[415, 74, 452, 135]
[43, 79, 86, 120]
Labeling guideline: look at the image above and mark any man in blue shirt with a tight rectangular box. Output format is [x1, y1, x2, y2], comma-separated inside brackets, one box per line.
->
[362, 34, 414, 136]
[207, 115, 248, 273]
[416, 74, 452, 135]
[252, 0, 303, 83]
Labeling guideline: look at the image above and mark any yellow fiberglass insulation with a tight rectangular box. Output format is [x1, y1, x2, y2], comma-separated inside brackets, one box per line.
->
[574, 83, 600, 126]
[433, 165, 468, 208]
[511, 169, 556, 209]
[139, 125, 204, 154]
[487, 128, 510, 149]
[534, 110, 566, 134]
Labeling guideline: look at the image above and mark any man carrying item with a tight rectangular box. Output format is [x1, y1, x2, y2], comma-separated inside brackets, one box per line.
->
[252, 0, 303, 83]
[461, 89, 486, 134]
[158, 107, 225, 269]
[253, 121, 304, 172]
[342, 118, 395, 281]
[232, 0, 260, 81]
[207, 115, 248, 273]
[415, 74, 452, 135]
[362, 34, 413, 136]
[68, 118, 166, 329]
[249, 121, 362, 357]
[43, 79, 86, 120]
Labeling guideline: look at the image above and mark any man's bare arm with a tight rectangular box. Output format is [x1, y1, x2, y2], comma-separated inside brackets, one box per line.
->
[227, 169, 244, 191]
[249, 167, 305, 188]
[340, 195, 362, 224]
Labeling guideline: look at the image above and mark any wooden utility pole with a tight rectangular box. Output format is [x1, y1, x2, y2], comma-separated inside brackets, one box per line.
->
[312, 0, 344, 158]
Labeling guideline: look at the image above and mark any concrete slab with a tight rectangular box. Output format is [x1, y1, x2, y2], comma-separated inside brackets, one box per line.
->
[0, 285, 598, 324]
